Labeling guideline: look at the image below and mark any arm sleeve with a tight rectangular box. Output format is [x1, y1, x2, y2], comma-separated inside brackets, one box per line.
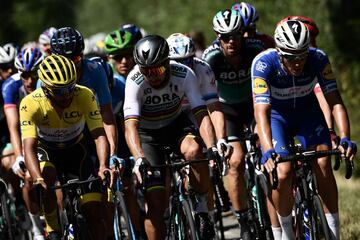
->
[251, 55, 272, 105]
[19, 96, 38, 140]
[315, 52, 338, 95]
[91, 63, 113, 106]
[83, 88, 104, 131]
[123, 78, 141, 122]
[199, 63, 219, 104]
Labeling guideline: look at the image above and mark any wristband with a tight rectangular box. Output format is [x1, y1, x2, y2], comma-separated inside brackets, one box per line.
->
[34, 177, 44, 185]
[261, 149, 276, 164]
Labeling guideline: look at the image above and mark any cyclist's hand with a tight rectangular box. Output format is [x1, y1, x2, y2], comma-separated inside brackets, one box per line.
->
[109, 155, 125, 173]
[217, 139, 233, 159]
[99, 166, 115, 187]
[33, 177, 47, 190]
[339, 137, 357, 161]
[261, 149, 277, 173]
[133, 157, 149, 184]
[11, 155, 26, 179]
[329, 128, 340, 149]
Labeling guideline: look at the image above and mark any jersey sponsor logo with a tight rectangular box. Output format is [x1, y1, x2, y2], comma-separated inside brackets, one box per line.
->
[171, 65, 187, 73]
[130, 71, 143, 85]
[219, 69, 249, 83]
[20, 120, 33, 126]
[33, 93, 43, 99]
[20, 105, 27, 112]
[322, 63, 335, 80]
[144, 93, 180, 105]
[255, 61, 267, 73]
[144, 87, 152, 95]
[271, 80, 316, 100]
[253, 78, 268, 94]
[63, 111, 81, 124]
[89, 110, 101, 120]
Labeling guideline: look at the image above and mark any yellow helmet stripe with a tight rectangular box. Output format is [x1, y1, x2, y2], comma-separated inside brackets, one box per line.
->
[53, 55, 65, 84]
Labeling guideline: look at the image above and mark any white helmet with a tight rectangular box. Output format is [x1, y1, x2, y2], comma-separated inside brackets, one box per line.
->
[0, 43, 17, 64]
[38, 27, 57, 45]
[213, 9, 242, 35]
[166, 33, 195, 59]
[275, 20, 310, 54]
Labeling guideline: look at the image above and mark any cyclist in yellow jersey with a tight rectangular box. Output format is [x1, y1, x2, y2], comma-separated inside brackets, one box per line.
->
[20, 55, 115, 240]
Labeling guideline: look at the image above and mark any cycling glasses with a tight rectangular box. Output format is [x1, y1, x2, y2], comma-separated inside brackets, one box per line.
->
[0, 62, 13, 71]
[21, 71, 38, 80]
[112, 49, 134, 61]
[282, 52, 308, 62]
[177, 57, 194, 68]
[49, 84, 76, 96]
[219, 33, 242, 42]
[140, 65, 167, 78]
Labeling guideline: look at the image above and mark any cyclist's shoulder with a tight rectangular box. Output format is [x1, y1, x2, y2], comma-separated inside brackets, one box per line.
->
[202, 44, 222, 60]
[82, 58, 103, 72]
[2, 73, 21, 91]
[20, 88, 45, 108]
[170, 60, 194, 79]
[127, 65, 145, 86]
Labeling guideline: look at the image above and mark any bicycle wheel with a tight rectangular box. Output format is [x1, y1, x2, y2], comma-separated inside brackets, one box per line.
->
[0, 193, 14, 240]
[168, 198, 197, 240]
[213, 184, 225, 240]
[114, 191, 135, 240]
[254, 175, 273, 240]
[311, 195, 332, 240]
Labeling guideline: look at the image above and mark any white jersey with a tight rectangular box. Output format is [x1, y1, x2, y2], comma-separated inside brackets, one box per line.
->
[123, 61, 206, 129]
[182, 57, 218, 109]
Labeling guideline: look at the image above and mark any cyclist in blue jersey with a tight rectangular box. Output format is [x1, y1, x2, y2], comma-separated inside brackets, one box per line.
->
[252, 20, 357, 240]
[50, 27, 120, 163]
[202, 9, 265, 239]
[0, 43, 17, 151]
[103, 28, 143, 236]
[2, 47, 45, 240]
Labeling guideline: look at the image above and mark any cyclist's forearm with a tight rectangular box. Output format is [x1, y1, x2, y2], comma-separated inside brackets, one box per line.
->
[124, 120, 144, 159]
[315, 91, 334, 129]
[332, 104, 350, 138]
[197, 114, 216, 148]
[95, 135, 110, 168]
[23, 138, 41, 180]
[254, 104, 273, 151]
[207, 102, 226, 140]
[100, 104, 118, 155]
[5, 107, 23, 156]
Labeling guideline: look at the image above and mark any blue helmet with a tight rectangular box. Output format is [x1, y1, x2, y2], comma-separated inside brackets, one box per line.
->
[50, 27, 84, 59]
[232, 2, 259, 28]
[120, 24, 143, 42]
[14, 47, 44, 72]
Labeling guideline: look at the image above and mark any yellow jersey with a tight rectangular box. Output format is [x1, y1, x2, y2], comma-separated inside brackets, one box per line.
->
[19, 85, 103, 149]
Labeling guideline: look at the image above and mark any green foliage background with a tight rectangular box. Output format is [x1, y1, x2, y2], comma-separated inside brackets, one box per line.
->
[1, 0, 359, 172]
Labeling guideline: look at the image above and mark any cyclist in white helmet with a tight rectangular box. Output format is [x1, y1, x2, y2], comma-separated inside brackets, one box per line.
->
[38, 27, 57, 56]
[0, 43, 17, 81]
[2, 46, 46, 240]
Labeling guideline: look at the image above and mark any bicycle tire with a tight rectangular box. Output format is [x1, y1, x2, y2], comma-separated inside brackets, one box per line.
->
[213, 184, 225, 240]
[311, 195, 332, 240]
[114, 191, 135, 240]
[255, 175, 274, 240]
[1, 193, 14, 240]
[168, 198, 197, 240]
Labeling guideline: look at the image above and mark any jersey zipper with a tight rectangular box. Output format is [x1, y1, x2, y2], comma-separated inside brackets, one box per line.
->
[292, 75, 296, 108]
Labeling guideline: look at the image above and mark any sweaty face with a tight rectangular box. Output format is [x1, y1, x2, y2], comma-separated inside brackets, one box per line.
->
[219, 32, 242, 57]
[21, 71, 38, 93]
[279, 49, 308, 77]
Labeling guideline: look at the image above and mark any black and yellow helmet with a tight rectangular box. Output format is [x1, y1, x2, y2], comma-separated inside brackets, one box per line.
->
[38, 55, 77, 89]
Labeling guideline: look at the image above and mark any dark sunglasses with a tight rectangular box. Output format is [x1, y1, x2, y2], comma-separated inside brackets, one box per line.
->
[282, 52, 308, 62]
[49, 84, 76, 96]
[112, 52, 133, 62]
[140, 65, 167, 78]
[0, 62, 14, 71]
[21, 71, 38, 79]
[219, 33, 242, 42]
[177, 57, 194, 68]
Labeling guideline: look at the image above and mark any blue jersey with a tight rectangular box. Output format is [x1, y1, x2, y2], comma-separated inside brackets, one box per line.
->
[2, 73, 27, 108]
[79, 59, 112, 106]
[111, 73, 126, 116]
[252, 48, 338, 112]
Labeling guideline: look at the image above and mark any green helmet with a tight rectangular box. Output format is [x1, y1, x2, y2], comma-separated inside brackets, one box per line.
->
[104, 30, 135, 56]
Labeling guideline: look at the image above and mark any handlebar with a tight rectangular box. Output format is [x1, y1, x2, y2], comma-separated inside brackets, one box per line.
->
[271, 148, 352, 190]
